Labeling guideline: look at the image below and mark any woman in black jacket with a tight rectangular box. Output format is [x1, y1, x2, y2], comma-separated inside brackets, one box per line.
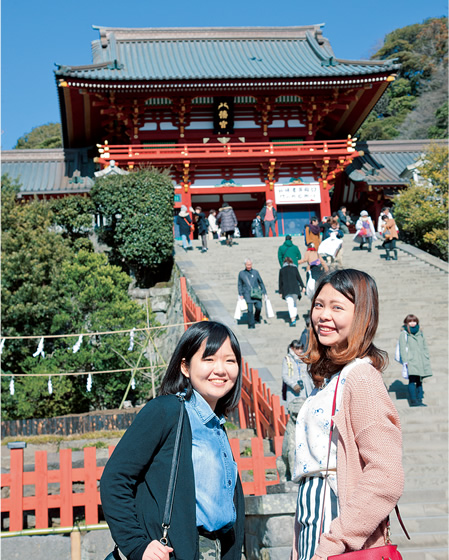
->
[279, 257, 305, 327]
[101, 322, 245, 560]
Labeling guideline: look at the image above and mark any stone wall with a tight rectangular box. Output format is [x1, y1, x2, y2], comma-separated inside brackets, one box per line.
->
[244, 484, 297, 560]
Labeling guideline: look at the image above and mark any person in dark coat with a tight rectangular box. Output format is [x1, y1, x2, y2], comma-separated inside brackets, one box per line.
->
[175, 205, 193, 250]
[279, 257, 305, 327]
[217, 203, 238, 246]
[251, 214, 264, 238]
[190, 206, 209, 253]
[238, 258, 267, 329]
[259, 199, 278, 237]
[101, 321, 245, 560]
[278, 235, 302, 267]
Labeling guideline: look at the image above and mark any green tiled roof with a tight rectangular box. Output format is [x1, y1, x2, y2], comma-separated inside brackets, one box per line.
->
[1, 149, 95, 195]
[55, 25, 398, 81]
[347, 140, 447, 185]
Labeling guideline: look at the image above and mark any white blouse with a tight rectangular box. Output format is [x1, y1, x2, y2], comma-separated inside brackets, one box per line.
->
[293, 358, 371, 495]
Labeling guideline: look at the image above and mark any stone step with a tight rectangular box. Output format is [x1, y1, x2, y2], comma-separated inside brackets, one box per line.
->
[400, 549, 449, 560]
[393, 530, 448, 549]
[401, 488, 449, 503]
[390, 514, 448, 534]
[397, 502, 448, 517]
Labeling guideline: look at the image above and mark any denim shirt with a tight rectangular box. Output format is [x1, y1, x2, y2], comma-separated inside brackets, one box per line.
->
[184, 390, 237, 532]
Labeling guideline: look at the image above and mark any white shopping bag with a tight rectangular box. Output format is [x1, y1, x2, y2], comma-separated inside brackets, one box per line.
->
[234, 300, 242, 320]
[265, 297, 275, 318]
[306, 276, 316, 299]
[239, 298, 248, 312]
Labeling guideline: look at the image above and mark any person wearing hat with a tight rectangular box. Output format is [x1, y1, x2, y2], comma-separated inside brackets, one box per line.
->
[259, 199, 278, 237]
[278, 235, 302, 267]
[354, 210, 377, 252]
[175, 205, 193, 251]
[216, 202, 238, 247]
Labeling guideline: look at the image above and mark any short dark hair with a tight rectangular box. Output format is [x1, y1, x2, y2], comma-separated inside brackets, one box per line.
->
[159, 321, 242, 416]
[404, 314, 419, 328]
[288, 339, 303, 353]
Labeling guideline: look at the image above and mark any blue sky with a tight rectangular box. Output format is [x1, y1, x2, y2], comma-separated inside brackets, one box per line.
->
[1, 0, 447, 150]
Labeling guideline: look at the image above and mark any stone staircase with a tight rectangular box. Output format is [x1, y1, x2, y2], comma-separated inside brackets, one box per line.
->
[175, 235, 448, 559]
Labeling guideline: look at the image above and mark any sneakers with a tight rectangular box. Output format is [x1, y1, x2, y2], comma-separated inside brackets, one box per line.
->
[290, 320, 296, 327]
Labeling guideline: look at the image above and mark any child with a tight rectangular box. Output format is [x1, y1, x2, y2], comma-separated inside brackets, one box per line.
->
[101, 321, 245, 560]
[292, 269, 404, 560]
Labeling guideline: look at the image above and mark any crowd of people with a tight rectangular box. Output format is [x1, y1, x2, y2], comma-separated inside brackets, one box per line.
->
[101, 266, 423, 560]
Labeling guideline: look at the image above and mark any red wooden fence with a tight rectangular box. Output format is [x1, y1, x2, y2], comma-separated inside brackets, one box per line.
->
[1, 436, 283, 532]
[1, 277, 289, 533]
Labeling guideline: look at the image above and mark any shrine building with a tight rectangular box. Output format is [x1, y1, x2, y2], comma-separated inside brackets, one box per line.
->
[5, 24, 422, 236]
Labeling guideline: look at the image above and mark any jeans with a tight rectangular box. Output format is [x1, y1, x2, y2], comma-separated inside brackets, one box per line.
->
[200, 234, 208, 251]
[181, 234, 192, 249]
[264, 220, 276, 237]
[246, 300, 262, 327]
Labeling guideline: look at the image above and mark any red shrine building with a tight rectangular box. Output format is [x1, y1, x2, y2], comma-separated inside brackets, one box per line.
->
[54, 25, 400, 235]
[5, 24, 417, 236]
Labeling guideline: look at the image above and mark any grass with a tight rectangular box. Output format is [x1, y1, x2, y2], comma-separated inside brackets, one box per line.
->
[1, 430, 125, 448]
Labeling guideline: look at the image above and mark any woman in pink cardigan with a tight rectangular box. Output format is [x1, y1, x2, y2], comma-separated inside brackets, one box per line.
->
[292, 269, 404, 560]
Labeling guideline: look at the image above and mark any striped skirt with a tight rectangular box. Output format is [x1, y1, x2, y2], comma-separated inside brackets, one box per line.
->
[296, 476, 339, 560]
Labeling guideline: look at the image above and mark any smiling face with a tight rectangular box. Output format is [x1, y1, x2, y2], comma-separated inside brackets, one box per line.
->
[181, 337, 239, 411]
[312, 284, 355, 350]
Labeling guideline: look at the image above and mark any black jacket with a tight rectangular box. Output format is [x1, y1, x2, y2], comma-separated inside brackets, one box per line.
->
[238, 268, 266, 302]
[176, 214, 192, 236]
[101, 395, 245, 560]
[193, 211, 209, 235]
[279, 264, 305, 299]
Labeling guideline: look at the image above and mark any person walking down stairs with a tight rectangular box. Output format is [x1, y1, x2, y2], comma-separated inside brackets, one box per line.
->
[398, 314, 433, 407]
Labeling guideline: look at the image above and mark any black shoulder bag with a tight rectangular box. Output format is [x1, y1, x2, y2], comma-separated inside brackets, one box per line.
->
[105, 395, 186, 560]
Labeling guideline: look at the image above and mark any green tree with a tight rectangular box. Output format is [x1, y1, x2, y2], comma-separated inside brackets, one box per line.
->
[49, 195, 95, 247]
[91, 168, 174, 287]
[14, 123, 63, 149]
[1, 176, 160, 420]
[393, 144, 448, 260]
[358, 17, 448, 141]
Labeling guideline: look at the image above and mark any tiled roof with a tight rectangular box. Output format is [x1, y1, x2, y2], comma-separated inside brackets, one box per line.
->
[1, 149, 95, 195]
[54, 25, 398, 81]
[347, 140, 447, 185]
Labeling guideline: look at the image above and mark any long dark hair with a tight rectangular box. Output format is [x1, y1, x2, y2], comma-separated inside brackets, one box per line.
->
[303, 269, 388, 383]
[159, 321, 242, 416]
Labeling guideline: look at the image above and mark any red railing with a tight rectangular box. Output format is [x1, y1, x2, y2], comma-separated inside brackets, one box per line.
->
[1, 437, 283, 532]
[97, 139, 357, 167]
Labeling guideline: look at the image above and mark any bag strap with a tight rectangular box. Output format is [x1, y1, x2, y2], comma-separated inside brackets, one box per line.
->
[318, 374, 410, 542]
[160, 394, 185, 545]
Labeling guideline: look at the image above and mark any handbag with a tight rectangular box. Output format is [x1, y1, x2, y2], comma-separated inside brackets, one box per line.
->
[234, 299, 242, 320]
[401, 363, 409, 380]
[104, 395, 185, 559]
[250, 287, 263, 300]
[394, 333, 407, 365]
[320, 378, 409, 560]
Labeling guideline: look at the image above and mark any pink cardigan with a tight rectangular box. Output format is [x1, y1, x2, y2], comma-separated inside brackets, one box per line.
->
[293, 362, 404, 559]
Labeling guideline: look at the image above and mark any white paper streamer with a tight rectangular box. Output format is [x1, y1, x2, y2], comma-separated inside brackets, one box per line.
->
[33, 338, 45, 358]
[131, 376, 136, 390]
[72, 335, 83, 353]
[0, 338, 5, 355]
[127, 328, 135, 352]
[86, 373, 92, 392]
[48, 377, 53, 394]
[9, 377, 14, 396]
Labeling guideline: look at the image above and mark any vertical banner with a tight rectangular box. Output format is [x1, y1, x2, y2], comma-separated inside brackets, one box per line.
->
[213, 97, 234, 134]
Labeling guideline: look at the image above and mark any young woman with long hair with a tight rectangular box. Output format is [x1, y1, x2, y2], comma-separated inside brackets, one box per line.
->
[292, 269, 404, 560]
[101, 321, 245, 560]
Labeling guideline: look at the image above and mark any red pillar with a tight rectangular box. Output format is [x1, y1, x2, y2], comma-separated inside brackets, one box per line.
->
[320, 180, 331, 218]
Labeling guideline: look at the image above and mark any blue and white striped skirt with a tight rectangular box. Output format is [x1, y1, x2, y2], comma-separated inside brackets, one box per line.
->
[296, 476, 339, 560]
